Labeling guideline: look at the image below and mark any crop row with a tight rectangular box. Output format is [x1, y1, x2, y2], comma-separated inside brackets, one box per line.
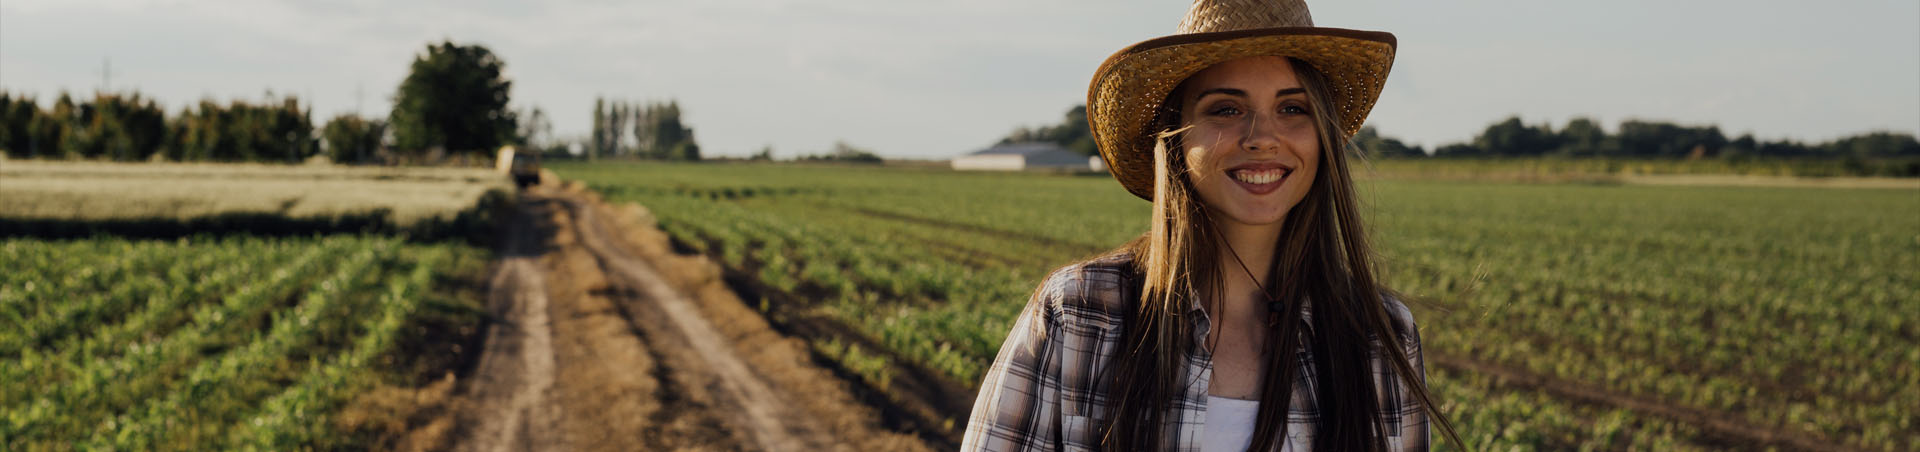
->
[0, 236, 482, 450]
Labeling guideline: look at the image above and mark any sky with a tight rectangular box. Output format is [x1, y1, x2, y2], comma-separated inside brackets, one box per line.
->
[3, 0, 1916, 159]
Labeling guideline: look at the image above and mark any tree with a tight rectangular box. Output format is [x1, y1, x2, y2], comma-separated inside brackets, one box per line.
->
[1001, 105, 1095, 156]
[590, 98, 608, 159]
[516, 105, 552, 151]
[1723, 133, 1758, 158]
[166, 95, 314, 162]
[389, 40, 517, 159]
[90, 93, 170, 161]
[640, 101, 698, 160]
[590, 97, 700, 161]
[1351, 125, 1426, 158]
[1473, 116, 1559, 156]
[1431, 143, 1485, 158]
[26, 96, 68, 159]
[1616, 120, 1724, 157]
[1828, 131, 1920, 158]
[1553, 117, 1613, 156]
[1755, 138, 1816, 157]
[611, 101, 631, 156]
[800, 140, 882, 163]
[0, 93, 43, 158]
[322, 114, 385, 164]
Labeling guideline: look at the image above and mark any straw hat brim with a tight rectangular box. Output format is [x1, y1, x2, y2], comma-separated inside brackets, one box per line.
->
[1088, 27, 1397, 200]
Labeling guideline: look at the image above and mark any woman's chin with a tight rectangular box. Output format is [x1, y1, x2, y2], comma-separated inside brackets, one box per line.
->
[1198, 186, 1300, 227]
[1214, 204, 1291, 227]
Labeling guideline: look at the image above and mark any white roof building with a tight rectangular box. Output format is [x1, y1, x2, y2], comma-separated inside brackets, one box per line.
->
[952, 142, 1092, 171]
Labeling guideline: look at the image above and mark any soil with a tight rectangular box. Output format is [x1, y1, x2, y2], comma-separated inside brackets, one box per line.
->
[400, 181, 934, 452]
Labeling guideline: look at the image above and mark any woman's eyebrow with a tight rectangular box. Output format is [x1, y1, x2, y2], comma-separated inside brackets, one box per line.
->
[1195, 87, 1306, 101]
[1194, 87, 1246, 101]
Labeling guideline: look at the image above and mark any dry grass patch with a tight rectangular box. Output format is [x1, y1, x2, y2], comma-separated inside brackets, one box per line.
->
[0, 160, 509, 225]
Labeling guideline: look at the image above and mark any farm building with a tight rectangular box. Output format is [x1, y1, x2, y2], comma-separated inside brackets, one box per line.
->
[951, 142, 1093, 171]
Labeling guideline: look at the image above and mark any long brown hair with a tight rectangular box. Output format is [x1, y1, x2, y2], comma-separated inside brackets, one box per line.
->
[1099, 58, 1465, 451]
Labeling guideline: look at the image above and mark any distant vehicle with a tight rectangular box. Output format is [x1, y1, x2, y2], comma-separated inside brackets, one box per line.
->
[510, 153, 541, 188]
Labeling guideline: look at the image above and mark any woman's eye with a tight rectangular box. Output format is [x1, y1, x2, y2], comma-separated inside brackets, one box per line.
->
[1206, 106, 1242, 116]
[1280, 105, 1308, 115]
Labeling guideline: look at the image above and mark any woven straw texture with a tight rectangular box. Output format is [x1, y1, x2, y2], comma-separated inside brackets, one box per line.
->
[1089, 0, 1395, 199]
[1179, 0, 1313, 32]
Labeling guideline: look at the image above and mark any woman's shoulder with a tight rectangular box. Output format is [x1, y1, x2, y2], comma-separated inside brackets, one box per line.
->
[1030, 251, 1138, 325]
[1375, 292, 1423, 349]
[1380, 293, 1417, 331]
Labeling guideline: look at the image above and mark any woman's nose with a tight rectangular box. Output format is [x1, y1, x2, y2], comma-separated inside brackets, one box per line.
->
[1242, 111, 1284, 153]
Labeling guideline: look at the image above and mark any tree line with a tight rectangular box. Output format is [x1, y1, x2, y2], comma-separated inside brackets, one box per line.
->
[1, 40, 702, 164]
[0, 92, 316, 162]
[794, 140, 883, 163]
[588, 98, 700, 161]
[0, 41, 512, 164]
[1354, 116, 1920, 160]
[1004, 105, 1920, 164]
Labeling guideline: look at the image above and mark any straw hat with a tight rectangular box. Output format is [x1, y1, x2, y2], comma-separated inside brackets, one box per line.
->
[1089, 0, 1396, 199]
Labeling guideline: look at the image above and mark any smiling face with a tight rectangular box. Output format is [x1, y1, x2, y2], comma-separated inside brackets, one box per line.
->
[1175, 56, 1322, 228]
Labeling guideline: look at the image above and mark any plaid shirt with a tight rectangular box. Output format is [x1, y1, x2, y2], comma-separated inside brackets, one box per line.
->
[961, 253, 1430, 451]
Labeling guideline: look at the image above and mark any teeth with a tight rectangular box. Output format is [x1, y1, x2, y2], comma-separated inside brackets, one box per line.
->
[1231, 169, 1285, 185]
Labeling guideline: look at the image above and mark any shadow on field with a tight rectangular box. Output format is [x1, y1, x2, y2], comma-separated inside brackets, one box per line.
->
[0, 190, 514, 246]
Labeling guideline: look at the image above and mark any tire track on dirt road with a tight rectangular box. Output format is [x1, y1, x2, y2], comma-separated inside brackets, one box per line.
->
[445, 190, 746, 451]
[556, 194, 832, 451]
[435, 185, 931, 452]
[457, 204, 562, 452]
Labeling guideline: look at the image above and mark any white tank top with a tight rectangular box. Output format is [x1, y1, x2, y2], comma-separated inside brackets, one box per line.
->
[1202, 396, 1300, 452]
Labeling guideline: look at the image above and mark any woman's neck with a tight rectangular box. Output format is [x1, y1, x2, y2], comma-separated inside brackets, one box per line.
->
[1202, 212, 1285, 399]
[1211, 213, 1283, 316]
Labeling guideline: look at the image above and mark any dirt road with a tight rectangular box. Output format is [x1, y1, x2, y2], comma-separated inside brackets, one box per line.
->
[433, 184, 931, 452]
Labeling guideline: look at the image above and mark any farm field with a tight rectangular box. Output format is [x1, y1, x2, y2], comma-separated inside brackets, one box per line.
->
[0, 161, 510, 239]
[0, 236, 489, 450]
[0, 162, 503, 450]
[553, 160, 1920, 451]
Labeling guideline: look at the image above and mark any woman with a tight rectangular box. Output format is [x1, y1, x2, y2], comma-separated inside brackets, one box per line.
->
[961, 0, 1464, 451]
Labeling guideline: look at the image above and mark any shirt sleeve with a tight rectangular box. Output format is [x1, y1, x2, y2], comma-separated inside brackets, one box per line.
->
[1389, 300, 1432, 452]
[961, 280, 1066, 452]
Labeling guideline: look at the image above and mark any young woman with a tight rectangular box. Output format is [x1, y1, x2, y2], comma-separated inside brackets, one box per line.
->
[961, 1, 1464, 451]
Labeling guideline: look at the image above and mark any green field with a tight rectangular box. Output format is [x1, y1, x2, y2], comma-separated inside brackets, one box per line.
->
[0, 163, 502, 450]
[0, 236, 488, 450]
[555, 161, 1919, 451]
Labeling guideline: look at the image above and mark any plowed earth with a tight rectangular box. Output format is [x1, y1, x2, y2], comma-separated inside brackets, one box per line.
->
[400, 183, 933, 452]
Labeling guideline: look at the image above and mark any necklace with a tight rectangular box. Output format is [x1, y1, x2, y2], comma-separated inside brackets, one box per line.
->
[1215, 227, 1285, 327]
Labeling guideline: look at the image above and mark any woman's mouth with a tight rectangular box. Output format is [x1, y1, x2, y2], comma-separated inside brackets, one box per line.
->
[1228, 165, 1292, 195]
